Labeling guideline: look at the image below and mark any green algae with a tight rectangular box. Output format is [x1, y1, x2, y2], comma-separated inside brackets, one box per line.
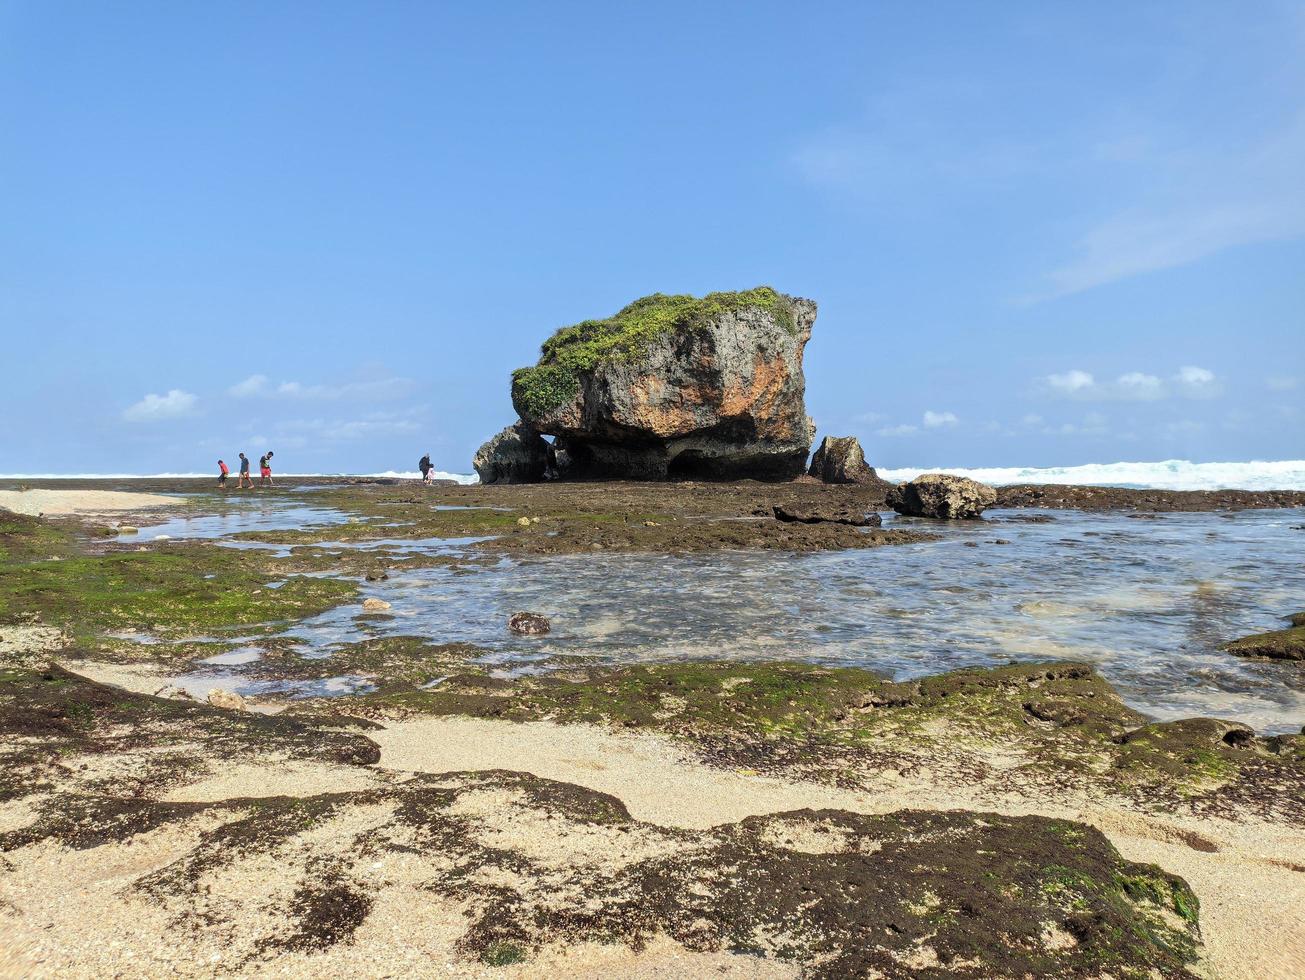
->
[511, 287, 796, 417]
[0, 539, 356, 640]
[324, 659, 1302, 805]
[1224, 622, 1305, 661]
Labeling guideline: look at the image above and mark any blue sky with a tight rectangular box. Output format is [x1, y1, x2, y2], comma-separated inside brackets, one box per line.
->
[2, 1, 1302, 475]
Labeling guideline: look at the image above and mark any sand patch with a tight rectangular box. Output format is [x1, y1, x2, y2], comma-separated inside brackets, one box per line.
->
[0, 624, 65, 658]
[0, 488, 182, 516]
[368, 715, 1304, 980]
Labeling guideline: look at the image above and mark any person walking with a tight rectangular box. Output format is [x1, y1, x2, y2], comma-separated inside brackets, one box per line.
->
[418, 453, 432, 485]
[237, 452, 252, 489]
[217, 459, 229, 489]
[259, 451, 275, 487]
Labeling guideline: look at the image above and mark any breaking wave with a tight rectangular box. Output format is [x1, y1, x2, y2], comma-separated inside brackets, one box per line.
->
[875, 459, 1305, 491]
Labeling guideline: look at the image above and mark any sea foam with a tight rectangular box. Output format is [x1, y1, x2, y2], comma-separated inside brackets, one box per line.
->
[875, 459, 1305, 491]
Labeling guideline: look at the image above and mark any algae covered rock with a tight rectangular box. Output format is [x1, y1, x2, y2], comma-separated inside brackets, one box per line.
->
[807, 435, 886, 487]
[773, 502, 880, 527]
[1224, 614, 1305, 661]
[510, 287, 816, 480]
[472, 420, 552, 485]
[508, 611, 550, 635]
[888, 472, 997, 519]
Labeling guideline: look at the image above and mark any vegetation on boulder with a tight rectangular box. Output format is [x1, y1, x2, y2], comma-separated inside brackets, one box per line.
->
[511, 286, 797, 420]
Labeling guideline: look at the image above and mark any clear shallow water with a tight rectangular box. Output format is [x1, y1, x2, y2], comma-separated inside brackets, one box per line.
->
[139, 500, 1305, 733]
[124, 499, 352, 541]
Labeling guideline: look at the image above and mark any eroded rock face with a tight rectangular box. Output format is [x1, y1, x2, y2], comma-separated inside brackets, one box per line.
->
[888, 473, 997, 519]
[472, 420, 552, 485]
[510, 288, 816, 481]
[807, 435, 886, 487]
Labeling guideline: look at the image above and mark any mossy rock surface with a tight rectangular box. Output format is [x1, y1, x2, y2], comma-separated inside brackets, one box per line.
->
[1224, 622, 1305, 661]
[0, 537, 356, 641]
[323, 659, 1304, 812]
[0, 665, 379, 805]
[513, 287, 798, 419]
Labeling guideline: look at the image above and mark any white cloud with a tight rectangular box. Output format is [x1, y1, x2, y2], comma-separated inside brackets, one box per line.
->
[1266, 376, 1298, 391]
[1021, 413, 1044, 426]
[273, 409, 424, 443]
[1046, 370, 1095, 393]
[227, 374, 268, 398]
[922, 410, 958, 428]
[274, 377, 414, 401]
[1175, 366, 1214, 386]
[1115, 372, 1165, 400]
[1173, 365, 1220, 398]
[223, 372, 415, 402]
[1040, 366, 1221, 401]
[876, 423, 919, 438]
[123, 389, 197, 422]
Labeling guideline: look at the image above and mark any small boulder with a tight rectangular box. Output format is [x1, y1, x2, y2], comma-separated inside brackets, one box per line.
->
[807, 436, 886, 487]
[508, 612, 551, 635]
[207, 688, 247, 711]
[773, 503, 881, 527]
[888, 473, 997, 520]
[153, 685, 194, 701]
[473, 420, 552, 484]
[362, 598, 392, 612]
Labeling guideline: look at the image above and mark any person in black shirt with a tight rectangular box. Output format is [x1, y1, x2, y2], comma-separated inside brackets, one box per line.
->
[419, 454, 432, 485]
[238, 453, 252, 489]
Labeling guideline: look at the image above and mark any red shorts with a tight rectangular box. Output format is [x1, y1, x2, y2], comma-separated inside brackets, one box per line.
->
[260, 467, 271, 478]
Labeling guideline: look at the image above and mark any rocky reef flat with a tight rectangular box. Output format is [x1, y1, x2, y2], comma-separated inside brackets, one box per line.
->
[2, 478, 1304, 977]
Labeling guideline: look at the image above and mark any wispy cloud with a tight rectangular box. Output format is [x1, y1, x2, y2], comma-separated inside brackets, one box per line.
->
[123, 389, 197, 422]
[922, 410, 958, 428]
[226, 373, 415, 402]
[790, 7, 1305, 300]
[1042, 110, 1305, 298]
[1038, 367, 1219, 401]
[228, 374, 268, 398]
[273, 409, 425, 443]
[1266, 376, 1298, 391]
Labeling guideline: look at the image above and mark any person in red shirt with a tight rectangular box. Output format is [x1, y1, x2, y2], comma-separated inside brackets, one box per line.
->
[217, 459, 229, 489]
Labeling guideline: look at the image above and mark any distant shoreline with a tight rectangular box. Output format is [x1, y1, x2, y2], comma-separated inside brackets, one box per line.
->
[2, 458, 1304, 491]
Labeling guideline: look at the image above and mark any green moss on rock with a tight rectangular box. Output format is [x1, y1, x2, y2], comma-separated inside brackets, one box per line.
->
[0, 544, 356, 638]
[1224, 623, 1305, 661]
[510, 287, 796, 418]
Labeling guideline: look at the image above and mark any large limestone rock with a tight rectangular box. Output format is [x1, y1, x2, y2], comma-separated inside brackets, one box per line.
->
[888, 473, 997, 519]
[473, 421, 552, 485]
[510, 288, 816, 480]
[808, 435, 888, 487]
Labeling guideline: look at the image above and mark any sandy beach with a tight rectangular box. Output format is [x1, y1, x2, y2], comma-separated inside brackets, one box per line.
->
[0, 488, 183, 517]
[2, 477, 1303, 977]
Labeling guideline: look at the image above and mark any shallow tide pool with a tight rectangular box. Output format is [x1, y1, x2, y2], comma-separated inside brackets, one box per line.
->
[145, 501, 1305, 733]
